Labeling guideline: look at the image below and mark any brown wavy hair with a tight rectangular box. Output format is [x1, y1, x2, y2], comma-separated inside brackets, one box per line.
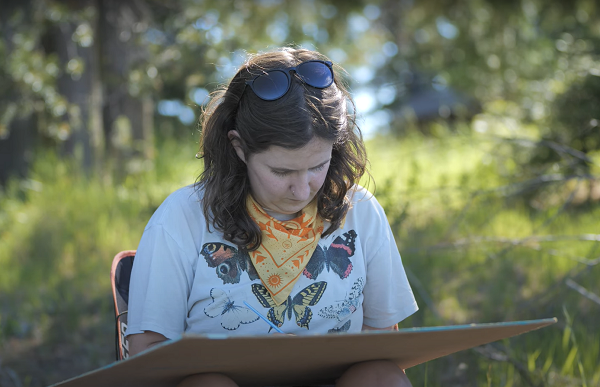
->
[196, 47, 368, 250]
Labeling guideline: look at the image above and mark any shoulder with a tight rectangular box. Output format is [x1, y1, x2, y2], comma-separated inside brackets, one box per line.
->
[346, 185, 384, 213]
[140, 184, 216, 254]
[343, 185, 389, 229]
[145, 184, 205, 229]
[167, 184, 205, 205]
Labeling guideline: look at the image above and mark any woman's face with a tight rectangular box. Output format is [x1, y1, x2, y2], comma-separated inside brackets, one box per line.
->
[230, 133, 333, 216]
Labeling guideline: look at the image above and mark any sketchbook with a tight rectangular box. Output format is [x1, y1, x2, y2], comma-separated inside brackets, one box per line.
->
[51, 318, 556, 387]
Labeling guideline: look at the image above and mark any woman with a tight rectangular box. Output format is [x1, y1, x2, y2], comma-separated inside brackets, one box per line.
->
[127, 47, 418, 387]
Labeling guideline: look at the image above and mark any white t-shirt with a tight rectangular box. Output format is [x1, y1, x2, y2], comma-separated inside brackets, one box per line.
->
[127, 185, 418, 339]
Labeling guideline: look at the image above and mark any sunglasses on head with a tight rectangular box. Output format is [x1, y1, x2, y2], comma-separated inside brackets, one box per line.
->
[245, 60, 334, 101]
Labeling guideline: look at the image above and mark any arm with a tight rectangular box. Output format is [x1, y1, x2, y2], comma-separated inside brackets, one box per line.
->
[129, 330, 169, 356]
[357, 190, 418, 329]
[130, 331, 240, 387]
[362, 323, 398, 331]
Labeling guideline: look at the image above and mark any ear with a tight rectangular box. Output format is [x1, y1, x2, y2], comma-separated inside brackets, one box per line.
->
[228, 130, 246, 163]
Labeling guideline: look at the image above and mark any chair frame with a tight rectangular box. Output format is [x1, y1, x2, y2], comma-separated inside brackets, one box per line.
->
[110, 250, 136, 361]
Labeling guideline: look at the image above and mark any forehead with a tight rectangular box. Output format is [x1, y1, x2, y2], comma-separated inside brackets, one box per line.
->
[250, 137, 333, 168]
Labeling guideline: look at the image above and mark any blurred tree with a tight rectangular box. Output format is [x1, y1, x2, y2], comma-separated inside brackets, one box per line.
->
[143, 0, 374, 139]
[0, 0, 154, 182]
[1, 0, 598, 185]
[97, 0, 154, 169]
[0, 0, 40, 185]
[45, 0, 103, 169]
[1, 0, 375, 183]
[363, 0, 599, 135]
[530, 74, 600, 176]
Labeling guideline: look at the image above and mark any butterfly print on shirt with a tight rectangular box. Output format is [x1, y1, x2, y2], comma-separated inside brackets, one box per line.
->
[199, 288, 259, 330]
[303, 230, 357, 280]
[328, 319, 351, 333]
[319, 277, 364, 331]
[251, 282, 327, 330]
[201, 242, 259, 284]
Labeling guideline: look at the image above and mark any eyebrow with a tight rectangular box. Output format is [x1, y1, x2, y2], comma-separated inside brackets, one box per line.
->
[270, 158, 331, 173]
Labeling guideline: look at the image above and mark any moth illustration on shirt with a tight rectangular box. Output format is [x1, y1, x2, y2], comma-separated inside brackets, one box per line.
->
[199, 288, 259, 330]
[328, 319, 351, 333]
[303, 230, 357, 280]
[201, 242, 259, 284]
[319, 277, 364, 331]
[251, 281, 327, 330]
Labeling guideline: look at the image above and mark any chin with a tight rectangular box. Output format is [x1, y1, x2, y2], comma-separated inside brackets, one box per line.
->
[278, 203, 306, 214]
[279, 206, 303, 214]
[270, 196, 315, 214]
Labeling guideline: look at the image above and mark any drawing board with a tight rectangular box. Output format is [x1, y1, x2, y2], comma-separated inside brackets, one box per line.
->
[51, 318, 556, 387]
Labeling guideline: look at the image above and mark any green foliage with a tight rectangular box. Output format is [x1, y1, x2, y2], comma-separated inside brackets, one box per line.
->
[528, 74, 600, 177]
[2, 0, 600, 386]
[1, 126, 599, 386]
[0, 1, 78, 141]
[0, 138, 200, 385]
[367, 125, 600, 386]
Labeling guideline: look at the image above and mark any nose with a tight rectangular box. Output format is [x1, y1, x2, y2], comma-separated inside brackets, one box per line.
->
[291, 173, 311, 201]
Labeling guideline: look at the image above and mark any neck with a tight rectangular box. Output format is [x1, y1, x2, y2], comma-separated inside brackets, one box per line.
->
[263, 208, 300, 221]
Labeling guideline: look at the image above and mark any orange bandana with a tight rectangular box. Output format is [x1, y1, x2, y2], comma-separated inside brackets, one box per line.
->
[246, 195, 324, 305]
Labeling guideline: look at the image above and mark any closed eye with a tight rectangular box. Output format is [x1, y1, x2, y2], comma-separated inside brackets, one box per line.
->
[310, 163, 328, 172]
[271, 170, 291, 177]
[270, 160, 330, 177]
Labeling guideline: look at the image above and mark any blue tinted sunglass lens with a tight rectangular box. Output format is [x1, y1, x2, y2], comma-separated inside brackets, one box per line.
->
[297, 62, 333, 88]
[251, 70, 289, 100]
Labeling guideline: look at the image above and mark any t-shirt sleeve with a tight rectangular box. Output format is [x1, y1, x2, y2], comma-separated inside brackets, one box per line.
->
[359, 194, 419, 328]
[126, 224, 195, 340]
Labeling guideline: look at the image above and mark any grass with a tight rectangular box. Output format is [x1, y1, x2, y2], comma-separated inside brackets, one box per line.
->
[366, 125, 600, 386]
[0, 138, 202, 386]
[0, 122, 599, 386]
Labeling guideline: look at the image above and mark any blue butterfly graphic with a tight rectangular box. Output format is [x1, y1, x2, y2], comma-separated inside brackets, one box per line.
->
[201, 288, 259, 330]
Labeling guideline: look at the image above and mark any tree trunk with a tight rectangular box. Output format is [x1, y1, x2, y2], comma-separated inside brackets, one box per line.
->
[0, 117, 37, 186]
[50, 0, 103, 171]
[0, 0, 36, 185]
[50, 0, 154, 172]
[99, 0, 154, 171]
